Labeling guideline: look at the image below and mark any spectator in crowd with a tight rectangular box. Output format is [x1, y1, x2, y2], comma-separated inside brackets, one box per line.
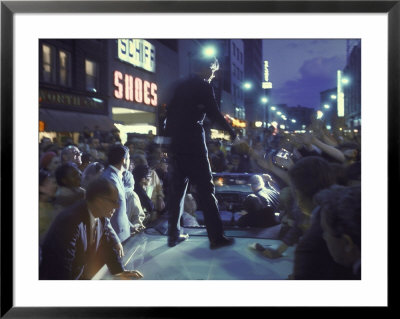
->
[315, 185, 361, 279]
[39, 169, 58, 247]
[263, 126, 281, 153]
[250, 156, 336, 261]
[288, 157, 355, 279]
[237, 175, 280, 228]
[133, 164, 157, 224]
[89, 137, 107, 163]
[122, 170, 146, 234]
[124, 141, 136, 160]
[39, 151, 61, 175]
[164, 55, 238, 248]
[54, 163, 85, 210]
[39, 177, 143, 280]
[208, 140, 227, 172]
[180, 193, 200, 227]
[79, 152, 93, 173]
[61, 145, 83, 170]
[81, 162, 105, 190]
[102, 144, 132, 243]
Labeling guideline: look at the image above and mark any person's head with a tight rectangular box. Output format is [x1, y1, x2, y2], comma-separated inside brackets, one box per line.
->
[191, 54, 219, 82]
[288, 156, 336, 216]
[249, 175, 265, 192]
[315, 185, 361, 268]
[124, 141, 135, 155]
[133, 164, 151, 187]
[81, 162, 105, 189]
[132, 154, 148, 167]
[85, 177, 120, 219]
[55, 162, 82, 188]
[61, 145, 82, 166]
[107, 144, 130, 171]
[90, 137, 100, 149]
[80, 152, 92, 170]
[39, 169, 57, 201]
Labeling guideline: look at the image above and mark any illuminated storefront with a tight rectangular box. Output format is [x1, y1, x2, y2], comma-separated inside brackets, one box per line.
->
[108, 39, 179, 144]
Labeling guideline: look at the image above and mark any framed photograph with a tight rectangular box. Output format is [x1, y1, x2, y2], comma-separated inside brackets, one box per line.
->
[1, 0, 394, 316]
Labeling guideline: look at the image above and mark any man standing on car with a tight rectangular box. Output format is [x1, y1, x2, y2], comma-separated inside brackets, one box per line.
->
[164, 54, 238, 248]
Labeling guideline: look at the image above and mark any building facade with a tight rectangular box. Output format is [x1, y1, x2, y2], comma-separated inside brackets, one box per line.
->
[39, 39, 114, 144]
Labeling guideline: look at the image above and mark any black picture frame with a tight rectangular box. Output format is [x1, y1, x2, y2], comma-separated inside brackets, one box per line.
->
[1, 0, 394, 317]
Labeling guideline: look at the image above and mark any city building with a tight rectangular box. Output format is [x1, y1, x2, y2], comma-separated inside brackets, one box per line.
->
[343, 40, 361, 129]
[243, 39, 265, 127]
[39, 39, 114, 144]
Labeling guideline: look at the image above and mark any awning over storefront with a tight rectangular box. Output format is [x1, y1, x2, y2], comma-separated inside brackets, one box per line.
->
[39, 109, 116, 132]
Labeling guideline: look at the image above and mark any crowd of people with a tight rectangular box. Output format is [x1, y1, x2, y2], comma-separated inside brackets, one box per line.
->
[38, 117, 361, 280]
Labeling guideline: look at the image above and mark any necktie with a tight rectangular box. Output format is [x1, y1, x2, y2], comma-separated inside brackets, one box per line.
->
[92, 219, 98, 248]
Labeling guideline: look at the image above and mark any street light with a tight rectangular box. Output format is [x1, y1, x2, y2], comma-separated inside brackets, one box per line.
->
[243, 81, 252, 90]
[270, 106, 276, 111]
[261, 97, 268, 104]
[203, 45, 217, 58]
[324, 104, 330, 109]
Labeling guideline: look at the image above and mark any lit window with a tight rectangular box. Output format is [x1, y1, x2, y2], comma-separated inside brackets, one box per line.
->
[59, 50, 71, 87]
[42, 44, 56, 83]
[85, 59, 98, 92]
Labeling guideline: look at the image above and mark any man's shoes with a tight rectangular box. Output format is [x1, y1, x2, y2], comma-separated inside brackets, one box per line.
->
[167, 233, 189, 247]
[210, 236, 235, 250]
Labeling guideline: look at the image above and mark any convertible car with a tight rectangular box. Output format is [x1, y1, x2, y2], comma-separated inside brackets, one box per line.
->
[93, 173, 294, 280]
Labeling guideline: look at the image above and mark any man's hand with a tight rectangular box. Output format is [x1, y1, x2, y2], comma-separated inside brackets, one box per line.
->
[262, 247, 282, 259]
[115, 270, 143, 280]
[115, 242, 124, 258]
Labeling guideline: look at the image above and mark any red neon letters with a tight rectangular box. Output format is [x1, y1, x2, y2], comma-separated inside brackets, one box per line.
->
[113, 70, 158, 106]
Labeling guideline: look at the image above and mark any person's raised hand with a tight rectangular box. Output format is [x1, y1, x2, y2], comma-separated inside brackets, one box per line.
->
[115, 270, 143, 280]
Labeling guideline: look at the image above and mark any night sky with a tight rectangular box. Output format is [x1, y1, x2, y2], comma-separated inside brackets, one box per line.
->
[262, 39, 348, 109]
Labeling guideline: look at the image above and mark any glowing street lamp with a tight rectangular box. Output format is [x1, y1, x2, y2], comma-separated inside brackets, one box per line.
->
[316, 110, 324, 119]
[203, 45, 217, 58]
[243, 81, 252, 90]
[261, 97, 268, 104]
[270, 106, 276, 111]
[324, 104, 330, 109]
[291, 119, 296, 123]
[277, 111, 282, 115]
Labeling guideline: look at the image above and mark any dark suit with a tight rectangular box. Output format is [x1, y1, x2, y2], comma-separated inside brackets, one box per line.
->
[164, 76, 236, 242]
[39, 200, 124, 280]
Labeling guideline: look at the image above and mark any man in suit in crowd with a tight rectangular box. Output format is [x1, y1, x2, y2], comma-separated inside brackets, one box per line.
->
[39, 177, 143, 280]
[102, 145, 133, 243]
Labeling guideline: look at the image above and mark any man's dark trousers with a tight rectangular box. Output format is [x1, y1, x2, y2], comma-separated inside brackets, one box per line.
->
[167, 151, 223, 242]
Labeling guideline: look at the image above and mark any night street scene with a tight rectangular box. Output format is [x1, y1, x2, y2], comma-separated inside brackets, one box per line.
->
[38, 39, 361, 281]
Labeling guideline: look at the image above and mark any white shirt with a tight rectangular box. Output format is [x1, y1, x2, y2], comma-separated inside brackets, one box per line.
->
[87, 207, 99, 245]
[109, 165, 124, 182]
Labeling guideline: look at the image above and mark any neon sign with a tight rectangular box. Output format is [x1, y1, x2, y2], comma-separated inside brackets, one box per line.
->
[262, 60, 273, 89]
[118, 39, 156, 73]
[113, 70, 158, 106]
